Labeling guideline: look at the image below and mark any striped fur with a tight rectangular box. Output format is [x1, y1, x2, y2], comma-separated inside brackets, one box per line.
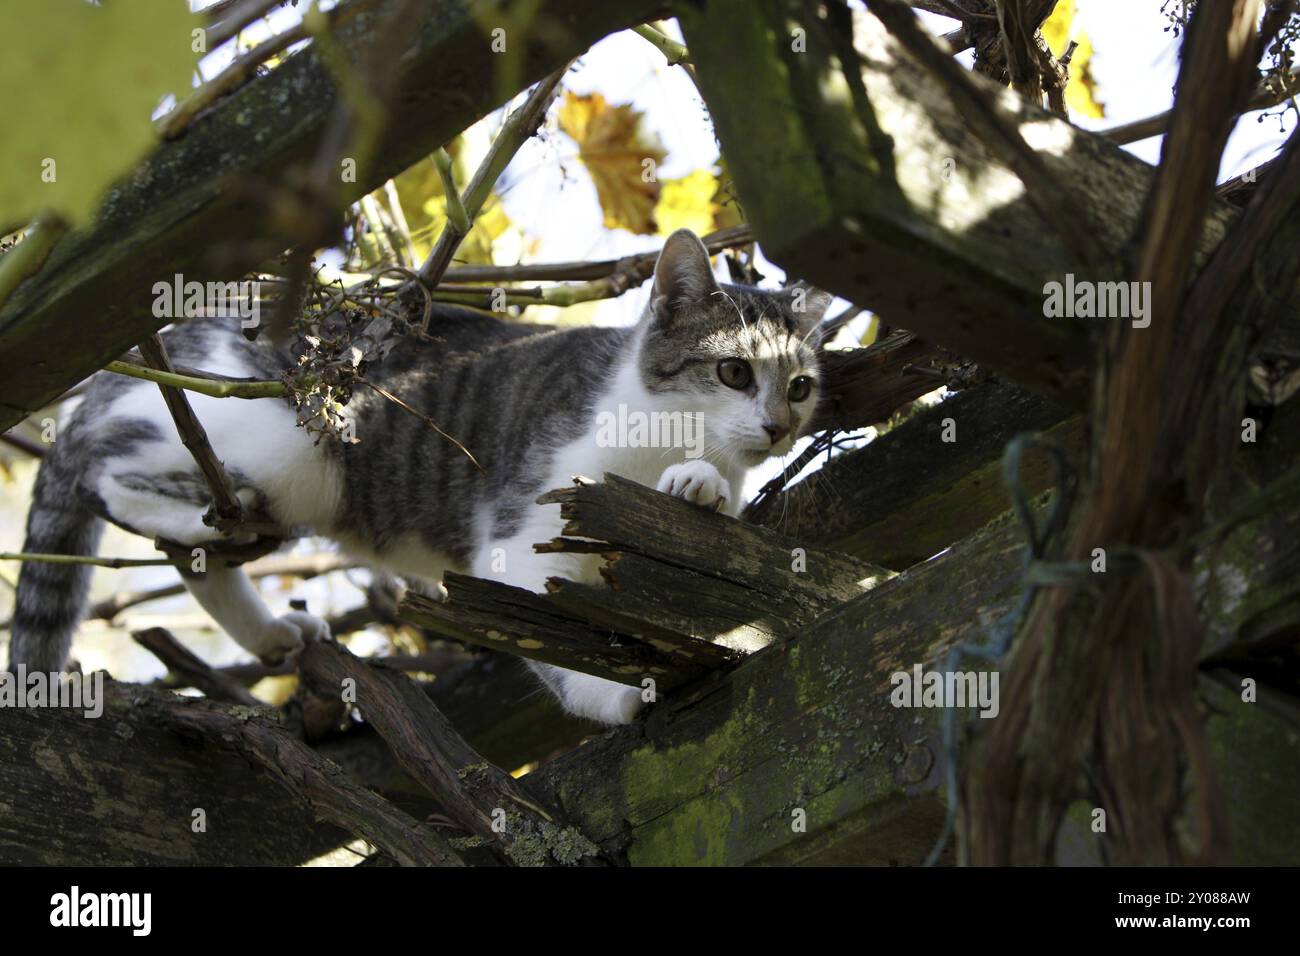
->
[6, 229, 830, 724]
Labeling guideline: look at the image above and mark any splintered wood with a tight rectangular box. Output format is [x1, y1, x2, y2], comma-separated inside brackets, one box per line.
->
[398, 474, 890, 687]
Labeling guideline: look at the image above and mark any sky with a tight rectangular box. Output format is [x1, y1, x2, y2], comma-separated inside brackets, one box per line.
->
[3, 0, 1295, 684]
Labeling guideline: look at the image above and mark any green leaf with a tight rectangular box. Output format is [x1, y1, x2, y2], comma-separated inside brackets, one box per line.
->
[0, 0, 200, 225]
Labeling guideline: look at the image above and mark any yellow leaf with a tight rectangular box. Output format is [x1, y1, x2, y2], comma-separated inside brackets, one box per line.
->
[1042, 0, 1105, 119]
[354, 143, 514, 270]
[1041, 0, 1075, 55]
[655, 162, 745, 238]
[419, 193, 511, 266]
[383, 143, 470, 262]
[559, 91, 667, 235]
[388, 156, 445, 262]
[656, 169, 719, 237]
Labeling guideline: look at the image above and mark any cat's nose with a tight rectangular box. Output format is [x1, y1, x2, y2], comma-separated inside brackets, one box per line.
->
[763, 423, 790, 445]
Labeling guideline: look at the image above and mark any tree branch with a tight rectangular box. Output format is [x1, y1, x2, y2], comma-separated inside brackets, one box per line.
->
[1102, 67, 1300, 145]
[157, 693, 465, 866]
[869, 0, 1105, 271]
[964, 0, 1268, 867]
[137, 335, 248, 535]
[416, 65, 570, 316]
[133, 627, 262, 706]
[298, 641, 602, 865]
[0, 0, 669, 431]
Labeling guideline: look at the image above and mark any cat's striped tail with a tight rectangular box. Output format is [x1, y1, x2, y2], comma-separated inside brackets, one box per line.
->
[7, 438, 103, 673]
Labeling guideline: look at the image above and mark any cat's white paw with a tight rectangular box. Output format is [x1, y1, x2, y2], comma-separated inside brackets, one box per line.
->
[656, 460, 731, 512]
[562, 672, 644, 725]
[254, 611, 331, 664]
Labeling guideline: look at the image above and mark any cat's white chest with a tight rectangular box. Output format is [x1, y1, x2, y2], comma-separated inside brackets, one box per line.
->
[470, 358, 742, 593]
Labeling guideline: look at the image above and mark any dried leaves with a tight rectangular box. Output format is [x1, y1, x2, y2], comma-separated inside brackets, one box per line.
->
[559, 91, 667, 234]
[284, 295, 408, 445]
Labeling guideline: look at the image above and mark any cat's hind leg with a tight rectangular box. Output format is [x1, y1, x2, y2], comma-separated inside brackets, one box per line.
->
[181, 563, 329, 664]
[93, 470, 257, 546]
[92, 452, 328, 663]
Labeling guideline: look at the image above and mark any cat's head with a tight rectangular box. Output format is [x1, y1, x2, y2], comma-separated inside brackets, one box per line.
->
[638, 229, 830, 467]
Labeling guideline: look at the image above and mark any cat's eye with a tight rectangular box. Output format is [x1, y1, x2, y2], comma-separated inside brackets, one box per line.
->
[788, 376, 815, 402]
[717, 358, 752, 390]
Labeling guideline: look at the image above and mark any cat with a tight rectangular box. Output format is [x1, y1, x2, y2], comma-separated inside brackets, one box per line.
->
[6, 228, 829, 725]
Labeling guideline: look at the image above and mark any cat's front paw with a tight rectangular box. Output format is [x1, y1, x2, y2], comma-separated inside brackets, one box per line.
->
[255, 611, 331, 665]
[656, 460, 731, 512]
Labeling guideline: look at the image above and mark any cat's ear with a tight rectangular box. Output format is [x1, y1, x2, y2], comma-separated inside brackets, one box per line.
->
[787, 281, 833, 334]
[651, 229, 720, 320]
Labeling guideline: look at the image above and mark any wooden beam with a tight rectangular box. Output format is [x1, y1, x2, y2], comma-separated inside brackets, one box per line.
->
[538, 475, 889, 618]
[760, 381, 1081, 569]
[299, 641, 600, 866]
[399, 474, 892, 686]
[526, 446, 1300, 865]
[402, 574, 708, 688]
[0, 681, 350, 865]
[678, 1, 1300, 403]
[808, 331, 955, 432]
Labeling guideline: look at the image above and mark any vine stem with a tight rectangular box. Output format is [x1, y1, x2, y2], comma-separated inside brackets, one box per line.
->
[632, 24, 690, 65]
[0, 551, 177, 569]
[104, 360, 286, 399]
[416, 63, 571, 314]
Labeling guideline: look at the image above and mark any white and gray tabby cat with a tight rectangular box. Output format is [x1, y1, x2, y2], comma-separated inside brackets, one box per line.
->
[8, 229, 828, 725]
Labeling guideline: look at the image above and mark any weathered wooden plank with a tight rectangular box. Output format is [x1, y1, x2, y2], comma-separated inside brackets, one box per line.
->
[538, 475, 890, 620]
[0, 682, 349, 865]
[679, 0, 1300, 403]
[538, 535, 826, 643]
[529, 444, 1300, 864]
[400, 475, 892, 682]
[545, 555, 757, 662]
[299, 641, 597, 866]
[402, 572, 705, 687]
[808, 331, 954, 432]
[1197, 458, 1300, 660]
[428, 653, 597, 771]
[156, 689, 466, 866]
[0, 651, 598, 864]
[6, 438, 1299, 865]
[0, 0, 667, 430]
[760, 381, 1082, 569]
[532, 505, 1029, 866]
[1199, 676, 1300, 866]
